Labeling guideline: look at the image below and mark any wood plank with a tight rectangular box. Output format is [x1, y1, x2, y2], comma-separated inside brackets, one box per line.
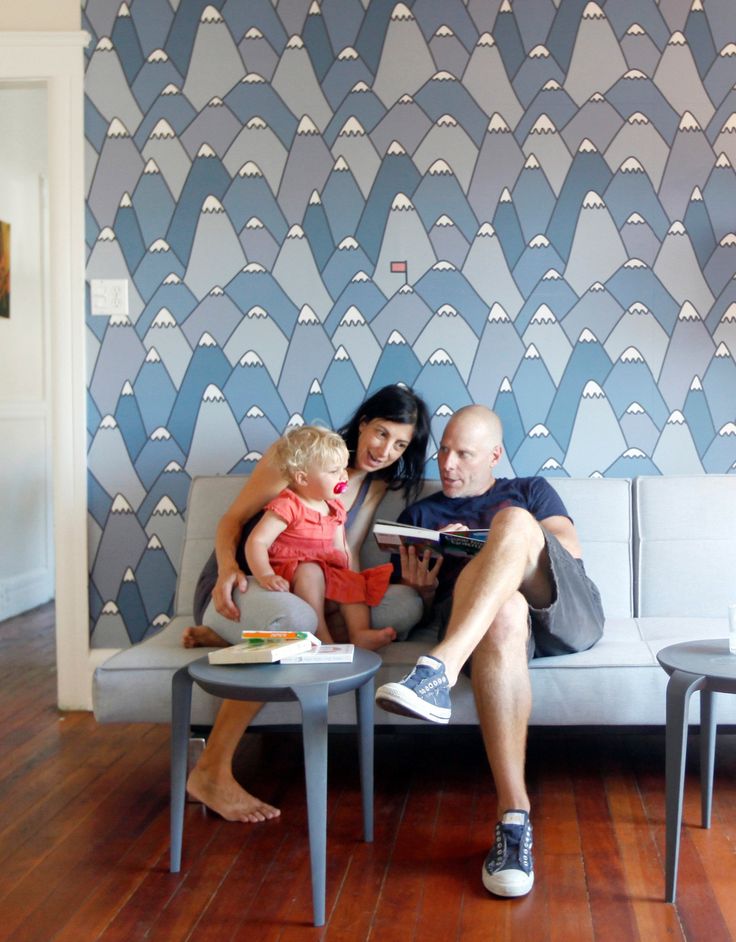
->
[533, 734, 594, 942]
[3, 606, 736, 941]
[571, 739, 640, 942]
[367, 739, 447, 940]
[279, 742, 414, 941]
[0, 722, 169, 888]
[48, 813, 172, 942]
[0, 738, 172, 942]
[606, 765, 684, 941]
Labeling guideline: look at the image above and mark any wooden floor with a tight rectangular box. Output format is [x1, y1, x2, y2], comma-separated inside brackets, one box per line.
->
[1, 604, 735, 942]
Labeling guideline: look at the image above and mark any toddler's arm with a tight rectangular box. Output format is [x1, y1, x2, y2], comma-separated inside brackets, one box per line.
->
[245, 511, 291, 591]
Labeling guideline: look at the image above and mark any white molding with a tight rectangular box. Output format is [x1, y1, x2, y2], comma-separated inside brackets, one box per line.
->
[0, 31, 89, 48]
[0, 568, 54, 621]
[0, 31, 90, 709]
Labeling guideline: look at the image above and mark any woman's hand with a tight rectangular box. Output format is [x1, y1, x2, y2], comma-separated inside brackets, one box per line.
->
[398, 544, 443, 602]
[213, 567, 248, 620]
[212, 442, 288, 619]
[256, 573, 290, 592]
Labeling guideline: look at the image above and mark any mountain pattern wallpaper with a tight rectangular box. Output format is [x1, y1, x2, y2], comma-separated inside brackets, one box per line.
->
[84, 0, 736, 646]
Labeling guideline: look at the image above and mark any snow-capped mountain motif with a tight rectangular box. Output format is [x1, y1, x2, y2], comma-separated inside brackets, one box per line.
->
[84, 0, 736, 645]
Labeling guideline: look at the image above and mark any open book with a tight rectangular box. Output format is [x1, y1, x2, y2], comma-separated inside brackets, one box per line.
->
[373, 520, 488, 558]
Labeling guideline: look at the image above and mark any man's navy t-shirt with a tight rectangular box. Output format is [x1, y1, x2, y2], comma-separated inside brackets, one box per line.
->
[397, 476, 570, 604]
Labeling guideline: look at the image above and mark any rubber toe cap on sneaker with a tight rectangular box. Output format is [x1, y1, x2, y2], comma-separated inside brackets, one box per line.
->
[482, 866, 534, 898]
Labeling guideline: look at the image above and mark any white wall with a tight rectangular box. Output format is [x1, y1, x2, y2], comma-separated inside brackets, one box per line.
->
[0, 85, 54, 618]
[0, 1, 80, 31]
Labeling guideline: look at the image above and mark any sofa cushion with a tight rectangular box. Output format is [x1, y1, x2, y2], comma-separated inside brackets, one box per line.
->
[93, 614, 736, 727]
[634, 475, 736, 617]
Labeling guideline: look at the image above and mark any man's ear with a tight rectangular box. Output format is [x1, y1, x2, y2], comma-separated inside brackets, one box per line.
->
[490, 444, 503, 467]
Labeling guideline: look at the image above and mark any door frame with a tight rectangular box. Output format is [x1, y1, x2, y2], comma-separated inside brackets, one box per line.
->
[0, 31, 91, 708]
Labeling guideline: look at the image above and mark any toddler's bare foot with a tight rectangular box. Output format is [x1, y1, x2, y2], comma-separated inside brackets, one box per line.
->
[352, 626, 397, 651]
[182, 625, 229, 648]
[187, 764, 280, 823]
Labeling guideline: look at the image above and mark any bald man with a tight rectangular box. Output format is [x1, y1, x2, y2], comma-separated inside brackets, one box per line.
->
[376, 405, 604, 898]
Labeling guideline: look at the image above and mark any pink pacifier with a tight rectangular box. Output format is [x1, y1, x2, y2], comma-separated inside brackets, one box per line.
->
[333, 481, 348, 495]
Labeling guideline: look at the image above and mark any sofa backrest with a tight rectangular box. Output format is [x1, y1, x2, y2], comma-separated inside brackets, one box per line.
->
[550, 478, 633, 618]
[634, 475, 736, 617]
[362, 476, 633, 619]
[174, 474, 249, 616]
[171, 473, 736, 623]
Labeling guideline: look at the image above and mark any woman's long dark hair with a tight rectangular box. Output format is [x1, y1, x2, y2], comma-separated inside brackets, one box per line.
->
[338, 385, 430, 502]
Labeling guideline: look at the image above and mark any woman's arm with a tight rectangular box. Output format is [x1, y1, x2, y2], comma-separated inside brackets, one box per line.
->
[245, 511, 291, 591]
[213, 443, 289, 618]
[334, 522, 354, 570]
[344, 478, 388, 557]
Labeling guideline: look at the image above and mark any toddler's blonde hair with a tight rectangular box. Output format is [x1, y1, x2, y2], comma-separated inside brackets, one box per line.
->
[275, 425, 349, 483]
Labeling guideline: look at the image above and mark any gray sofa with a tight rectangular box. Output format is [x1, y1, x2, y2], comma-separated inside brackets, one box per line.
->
[93, 474, 736, 728]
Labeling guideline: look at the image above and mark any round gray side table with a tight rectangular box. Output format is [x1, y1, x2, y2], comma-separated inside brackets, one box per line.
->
[169, 649, 381, 927]
[656, 638, 736, 903]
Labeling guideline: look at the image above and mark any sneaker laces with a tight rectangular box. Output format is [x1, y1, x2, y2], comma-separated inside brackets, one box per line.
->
[402, 656, 444, 684]
[490, 813, 532, 872]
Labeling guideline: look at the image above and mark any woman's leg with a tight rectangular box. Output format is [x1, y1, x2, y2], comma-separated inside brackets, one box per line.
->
[187, 699, 280, 822]
[186, 586, 319, 821]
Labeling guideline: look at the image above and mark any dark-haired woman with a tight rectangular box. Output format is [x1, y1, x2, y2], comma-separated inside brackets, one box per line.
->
[183, 385, 430, 822]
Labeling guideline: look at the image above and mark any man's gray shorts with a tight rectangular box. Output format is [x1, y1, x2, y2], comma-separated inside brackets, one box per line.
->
[434, 530, 604, 663]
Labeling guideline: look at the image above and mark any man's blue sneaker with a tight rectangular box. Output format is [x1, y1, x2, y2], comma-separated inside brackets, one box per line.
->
[374, 656, 451, 724]
[482, 810, 534, 897]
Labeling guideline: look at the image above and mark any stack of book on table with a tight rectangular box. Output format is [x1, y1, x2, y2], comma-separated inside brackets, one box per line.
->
[207, 630, 354, 665]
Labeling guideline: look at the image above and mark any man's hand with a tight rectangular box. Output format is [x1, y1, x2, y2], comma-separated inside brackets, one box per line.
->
[213, 568, 248, 620]
[256, 573, 290, 592]
[399, 544, 443, 601]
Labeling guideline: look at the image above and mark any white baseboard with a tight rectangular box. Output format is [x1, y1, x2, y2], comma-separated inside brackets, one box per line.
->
[0, 569, 54, 622]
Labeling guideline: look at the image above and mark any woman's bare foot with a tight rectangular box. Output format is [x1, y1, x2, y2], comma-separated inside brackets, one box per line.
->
[351, 626, 397, 651]
[187, 763, 280, 823]
[182, 625, 229, 648]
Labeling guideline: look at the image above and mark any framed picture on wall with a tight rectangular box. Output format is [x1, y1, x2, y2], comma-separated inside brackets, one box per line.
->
[0, 220, 9, 319]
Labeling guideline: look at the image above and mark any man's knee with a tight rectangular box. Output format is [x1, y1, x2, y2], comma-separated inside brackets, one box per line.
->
[477, 592, 529, 654]
[491, 506, 544, 546]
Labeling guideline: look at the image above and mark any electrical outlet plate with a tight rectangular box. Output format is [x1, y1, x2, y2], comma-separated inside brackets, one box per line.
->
[90, 279, 129, 317]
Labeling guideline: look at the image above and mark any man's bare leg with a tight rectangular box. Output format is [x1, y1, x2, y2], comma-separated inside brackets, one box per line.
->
[432, 507, 550, 683]
[470, 594, 532, 817]
[473, 600, 536, 897]
[187, 699, 281, 823]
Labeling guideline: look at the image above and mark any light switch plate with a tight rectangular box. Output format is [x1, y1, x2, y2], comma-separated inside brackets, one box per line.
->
[90, 279, 129, 317]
